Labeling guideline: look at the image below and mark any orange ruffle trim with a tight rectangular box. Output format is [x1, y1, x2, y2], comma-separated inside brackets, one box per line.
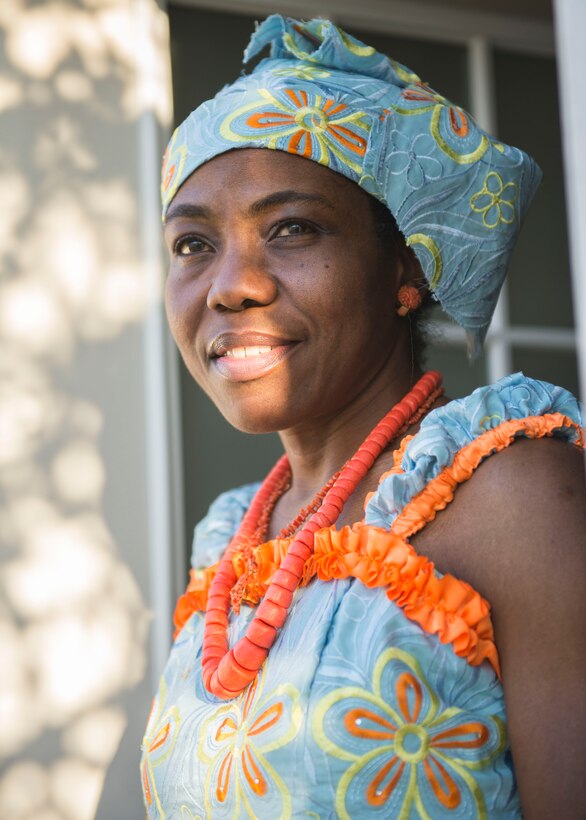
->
[174, 412, 584, 679]
[389, 413, 584, 540]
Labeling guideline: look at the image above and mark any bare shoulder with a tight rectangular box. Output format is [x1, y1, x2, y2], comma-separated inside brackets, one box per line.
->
[418, 434, 586, 815]
[468, 434, 585, 540]
[459, 433, 586, 649]
[414, 435, 586, 599]
[465, 435, 585, 597]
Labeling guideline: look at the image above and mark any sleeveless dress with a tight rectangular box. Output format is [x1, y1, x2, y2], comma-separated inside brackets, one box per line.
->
[141, 374, 584, 819]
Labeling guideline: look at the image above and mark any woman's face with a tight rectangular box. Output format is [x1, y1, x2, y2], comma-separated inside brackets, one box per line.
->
[164, 148, 408, 434]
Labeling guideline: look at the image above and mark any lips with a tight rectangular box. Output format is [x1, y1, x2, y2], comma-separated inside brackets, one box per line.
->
[208, 332, 298, 382]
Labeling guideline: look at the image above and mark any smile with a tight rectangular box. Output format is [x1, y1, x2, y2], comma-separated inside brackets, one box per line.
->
[223, 346, 277, 359]
[208, 333, 299, 382]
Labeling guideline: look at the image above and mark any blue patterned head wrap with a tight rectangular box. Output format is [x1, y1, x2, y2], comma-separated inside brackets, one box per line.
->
[162, 14, 541, 353]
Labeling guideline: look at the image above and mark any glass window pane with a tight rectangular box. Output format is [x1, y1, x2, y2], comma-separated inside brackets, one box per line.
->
[168, 5, 259, 125]
[425, 342, 487, 398]
[512, 347, 579, 396]
[494, 49, 573, 328]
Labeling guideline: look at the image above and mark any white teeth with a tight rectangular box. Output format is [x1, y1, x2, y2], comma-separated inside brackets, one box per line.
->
[224, 345, 275, 358]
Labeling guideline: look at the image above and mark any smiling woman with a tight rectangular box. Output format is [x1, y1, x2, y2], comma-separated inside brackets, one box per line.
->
[141, 15, 586, 819]
[164, 150, 413, 439]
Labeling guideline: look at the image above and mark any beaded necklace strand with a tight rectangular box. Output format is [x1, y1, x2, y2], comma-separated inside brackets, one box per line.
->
[202, 371, 443, 699]
[230, 381, 444, 614]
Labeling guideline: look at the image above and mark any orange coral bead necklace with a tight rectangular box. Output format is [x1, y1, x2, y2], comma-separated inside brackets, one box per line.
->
[202, 371, 443, 699]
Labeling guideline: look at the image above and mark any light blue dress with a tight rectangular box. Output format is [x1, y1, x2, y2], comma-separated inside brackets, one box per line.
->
[141, 374, 583, 819]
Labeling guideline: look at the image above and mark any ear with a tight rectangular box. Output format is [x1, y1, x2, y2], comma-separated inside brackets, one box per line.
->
[395, 237, 429, 298]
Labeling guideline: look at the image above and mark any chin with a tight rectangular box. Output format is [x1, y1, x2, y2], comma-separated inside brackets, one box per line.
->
[208, 388, 296, 435]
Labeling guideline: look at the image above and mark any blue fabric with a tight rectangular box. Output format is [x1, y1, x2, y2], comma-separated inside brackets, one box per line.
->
[161, 15, 541, 353]
[141, 375, 582, 818]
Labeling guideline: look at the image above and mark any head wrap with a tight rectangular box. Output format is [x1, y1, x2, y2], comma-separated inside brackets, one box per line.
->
[161, 14, 541, 354]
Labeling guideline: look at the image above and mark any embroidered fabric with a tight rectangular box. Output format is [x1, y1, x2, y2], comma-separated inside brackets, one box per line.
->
[161, 16, 542, 353]
[143, 374, 583, 819]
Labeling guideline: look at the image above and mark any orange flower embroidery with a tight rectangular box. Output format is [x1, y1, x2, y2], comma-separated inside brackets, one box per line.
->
[220, 87, 372, 175]
[141, 681, 181, 816]
[160, 131, 187, 211]
[401, 82, 470, 137]
[313, 648, 506, 819]
[393, 81, 489, 164]
[198, 673, 301, 818]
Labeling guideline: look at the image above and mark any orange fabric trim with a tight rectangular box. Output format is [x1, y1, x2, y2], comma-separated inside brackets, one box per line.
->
[390, 413, 584, 540]
[308, 523, 500, 676]
[173, 412, 584, 677]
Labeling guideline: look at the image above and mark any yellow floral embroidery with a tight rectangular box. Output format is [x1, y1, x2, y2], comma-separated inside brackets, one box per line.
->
[313, 648, 506, 820]
[282, 29, 321, 63]
[161, 130, 187, 214]
[470, 172, 518, 228]
[394, 82, 489, 165]
[180, 808, 202, 820]
[406, 233, 443, 289]
[198, 672, 302, 819]
[282, 22, 374, 60]
[273, 65, 331, 80]
[337, 27, 376, 57]
[141, 680, 181, 819]
[220, 87, 371, 175]
[389, 59, 421, 84]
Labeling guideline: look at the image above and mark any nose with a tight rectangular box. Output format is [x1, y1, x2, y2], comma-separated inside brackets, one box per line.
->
[206, 242, 278, 313]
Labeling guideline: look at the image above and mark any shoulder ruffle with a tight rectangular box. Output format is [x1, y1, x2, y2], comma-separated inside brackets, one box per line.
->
[366, 373, 584, 529]
[310, 524, 499, 675]
[191, 483, 258, 569]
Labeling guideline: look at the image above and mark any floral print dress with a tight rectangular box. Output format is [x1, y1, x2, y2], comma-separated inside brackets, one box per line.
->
[141, 374, 584, 819]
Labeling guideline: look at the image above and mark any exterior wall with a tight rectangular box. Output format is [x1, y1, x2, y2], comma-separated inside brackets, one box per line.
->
[0, 2, 177, 818]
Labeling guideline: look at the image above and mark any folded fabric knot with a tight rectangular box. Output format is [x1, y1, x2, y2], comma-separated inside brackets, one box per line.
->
[244, 14, 415, 85]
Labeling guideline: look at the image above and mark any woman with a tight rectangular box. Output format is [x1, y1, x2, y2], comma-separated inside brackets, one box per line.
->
[142, 16, 586, 818]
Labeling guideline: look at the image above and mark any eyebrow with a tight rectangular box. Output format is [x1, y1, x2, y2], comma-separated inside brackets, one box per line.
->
[165, 203, 212, 224]
[164, 190, 334, 224]
[246, 190, 335, 217]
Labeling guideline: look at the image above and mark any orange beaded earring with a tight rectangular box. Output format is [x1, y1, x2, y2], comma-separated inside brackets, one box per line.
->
[396, 284, 422, 317]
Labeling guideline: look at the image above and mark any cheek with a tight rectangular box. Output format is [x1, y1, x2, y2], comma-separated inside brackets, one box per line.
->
[165, 274, 202, 344]
[313, 257, 393, 331]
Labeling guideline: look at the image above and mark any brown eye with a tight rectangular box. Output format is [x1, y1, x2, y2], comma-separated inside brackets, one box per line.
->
[273, 221, 313, 238]
[174, 236, 211, 256]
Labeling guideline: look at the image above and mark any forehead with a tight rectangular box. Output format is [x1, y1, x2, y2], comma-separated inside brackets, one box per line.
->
[170, 147, 370, 210]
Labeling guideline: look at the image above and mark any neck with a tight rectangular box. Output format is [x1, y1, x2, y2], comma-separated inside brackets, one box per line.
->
[278, 361, 424, 505]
